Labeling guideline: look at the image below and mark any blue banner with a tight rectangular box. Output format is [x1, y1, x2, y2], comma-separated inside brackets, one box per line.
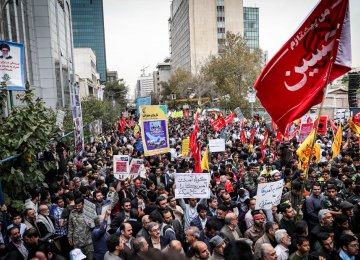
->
[136, 96, 151, 115]
[0, 41, 25, 91]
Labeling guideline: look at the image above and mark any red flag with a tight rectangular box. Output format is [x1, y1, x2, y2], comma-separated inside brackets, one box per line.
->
[260, 129, 269, 159]
[225, 112, 236, 125]
[284, 124, 290, 138]
[254, 0, 351, 134]
[193, 142, 202, 173]
[249, 128, 256, 146]
[190, 111, 201, 154]
[275, 129, 283, 142]
[120, 117, 126, 133]
[240, 129, 247, 144]
[272, 120, 277, 133]
[329, 118, 338, 134]
[211, 117, 226, 132]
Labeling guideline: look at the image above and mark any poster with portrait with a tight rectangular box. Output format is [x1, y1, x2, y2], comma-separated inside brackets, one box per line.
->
[129, 158, 143, 177]
[0, 41, 25, 90]
[139, 105, 170, 156]
[113, 155, 130, 180]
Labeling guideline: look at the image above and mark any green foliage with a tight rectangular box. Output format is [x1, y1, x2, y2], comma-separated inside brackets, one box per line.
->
[0, 86, 58, 211]
[104, 80, 128, 105]
[201, 32, 263, 111]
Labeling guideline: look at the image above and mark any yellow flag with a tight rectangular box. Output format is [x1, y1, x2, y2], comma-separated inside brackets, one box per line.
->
[201, 146, 209, 171]
[349, 118, 360, 137]
[296, 129, 321, 170]
[332, 124, 342, 158]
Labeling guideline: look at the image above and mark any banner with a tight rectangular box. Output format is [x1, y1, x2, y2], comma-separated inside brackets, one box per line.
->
[174, 173, 210, 199]
[89, 120, 102, 143]
[56, 110, 65, 130]
[224, 112, 236, 125]
[255, 179, 284, 209]
[254, 0, 351, 134]
[113, 155, 130, 180]
[136, 96, 151, 115]
[317, 116, 328, 135]
[182, 138, 190, 156]
[171, 111, 184, 118]
[83, 199, 97, 228]
[298, 114, 316, 142]
[0, 41, 25, 90]
[211, 117, 226, 132]
[209, 139, 225, 153]
[71, 83, 84, 155]
[139, 105, 170, 156]
[129, 158, 143, 177]
[234, 107, 245, 121]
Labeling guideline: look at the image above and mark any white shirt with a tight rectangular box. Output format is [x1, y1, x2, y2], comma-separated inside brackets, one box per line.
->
[275, 244, 289, 260]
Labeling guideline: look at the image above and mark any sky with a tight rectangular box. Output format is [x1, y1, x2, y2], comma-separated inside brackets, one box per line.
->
[103, 0, 360, 96]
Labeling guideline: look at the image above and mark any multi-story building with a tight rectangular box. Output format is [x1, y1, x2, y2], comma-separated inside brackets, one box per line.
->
[243, 7, 259, 51]
[169, 0, 243, 74]
[71, 0, 107, 83]
[107, 70, 118, 83]
[0, 0, 75, 108]
[74, 48, 100, 99]
[136, 74, 154, 99]
[153, 57, 171, 99]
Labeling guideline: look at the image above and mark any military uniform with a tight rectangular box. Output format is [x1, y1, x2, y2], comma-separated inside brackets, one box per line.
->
[241, 172, 259, 196]
[321, 196, 343, 212]
[68, 210, 94, 259]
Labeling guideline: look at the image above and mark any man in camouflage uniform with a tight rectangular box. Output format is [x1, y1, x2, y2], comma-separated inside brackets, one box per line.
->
[241, 165, 259, 197]
[321, 184, 343, 216]
[68, 198, 94, 259]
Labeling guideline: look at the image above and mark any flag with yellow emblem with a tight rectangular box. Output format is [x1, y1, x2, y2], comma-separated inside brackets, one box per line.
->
[296, 129, 321, 170]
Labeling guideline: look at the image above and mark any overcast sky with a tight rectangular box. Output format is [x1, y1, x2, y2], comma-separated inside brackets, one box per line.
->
[103, 0, 360, 96]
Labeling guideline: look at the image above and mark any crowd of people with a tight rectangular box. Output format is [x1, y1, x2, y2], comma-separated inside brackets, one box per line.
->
[0, 110, 359, 260]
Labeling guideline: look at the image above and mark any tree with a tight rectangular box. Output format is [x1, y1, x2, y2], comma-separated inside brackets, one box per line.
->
[201, 32, 263, 112]
[0, 85, 59, 211]
[104, 80, 128, 106]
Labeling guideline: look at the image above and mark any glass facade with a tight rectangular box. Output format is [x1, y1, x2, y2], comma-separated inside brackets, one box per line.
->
[243, 7, 259, 51]
[71, 0, 107, 82]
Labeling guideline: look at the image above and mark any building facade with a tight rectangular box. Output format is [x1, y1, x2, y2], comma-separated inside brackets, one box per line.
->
[74, 48, 100, 99]
[136, 74, 154, 99]
[243, 7, 259, 51]
[107, 70, 118, 83]
[154, 57, 171, 98]
[0, 0, 75, 108]
[169, 0, 243, 74]
[71, 0, 107, 82]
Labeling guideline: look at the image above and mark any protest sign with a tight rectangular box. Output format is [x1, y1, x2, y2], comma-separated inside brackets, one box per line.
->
[208, 139, 225, 153]
[174, 173, 210, 199]
[83, 199, 96, 228]
[298, 123, 313, 143]
[255, 179, 284, 210]
[182, 138, 190, 156]
[0, 41, 25, 90]
[129, 158, 143, 177]
[136, 96, 151, 115]
[317, 116, 328, 135]
[234, 107, 245, 121]
[171, 111, 184, 118]
[100, 201, 112, 224]
[113, 155, 130, 180]
[139, 105, 170, 156]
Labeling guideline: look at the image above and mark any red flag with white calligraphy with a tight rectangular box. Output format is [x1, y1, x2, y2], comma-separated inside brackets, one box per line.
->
[225, 112, 236, 125]
[254, 0, 351, 134]
[260, 129, 269, 159]
[211, 117, 226, 132]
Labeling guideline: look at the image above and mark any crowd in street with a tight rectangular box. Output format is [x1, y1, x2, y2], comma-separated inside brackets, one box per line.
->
[0, 111, 359, 260]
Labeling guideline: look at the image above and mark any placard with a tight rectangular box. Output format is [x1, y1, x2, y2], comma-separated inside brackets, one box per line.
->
[174, 173, 210, 199]
[113, 155, 130, 180]
[129, 158, 143, 177]
[0, 41, 25, 90]
[140, 105, 170, 156]
[208, 139, 225, 153]
[83, 199, 96, 228]
[182, 138, 190, 156]
[255, 179, 284, 210]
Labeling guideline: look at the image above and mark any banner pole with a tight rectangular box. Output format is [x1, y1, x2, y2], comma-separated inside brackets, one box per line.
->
[295, 62, 334, 222]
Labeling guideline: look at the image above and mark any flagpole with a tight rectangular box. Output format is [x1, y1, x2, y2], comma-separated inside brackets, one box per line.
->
[295, 61, 334, 222]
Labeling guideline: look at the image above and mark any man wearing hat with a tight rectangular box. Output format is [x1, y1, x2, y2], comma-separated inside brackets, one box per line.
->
[340, 201, 356, 231]
[244, 210, 265, 243]
[209, 235, 225, 260]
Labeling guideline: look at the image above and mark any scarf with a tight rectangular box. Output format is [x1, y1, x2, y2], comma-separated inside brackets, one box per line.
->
[37, 214, 56, 234]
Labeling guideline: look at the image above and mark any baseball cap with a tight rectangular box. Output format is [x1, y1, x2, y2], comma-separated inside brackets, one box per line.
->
[70, 248, 86, 260]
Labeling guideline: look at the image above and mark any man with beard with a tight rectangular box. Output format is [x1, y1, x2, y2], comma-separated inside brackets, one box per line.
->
[68, 198, 94, 260]
[36, 204, 56, 241]
[111, 198, 132, 230]
[274, 229, 291, 260]
[161, 209, 183, 241]
[4, 227, 29, 259]
[93, 189, 110, 215]
[24, 208, 38, 230]
[314, 232, 337, 260]
[244, 210, 265, 243]
[209, 235, 225, 260]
